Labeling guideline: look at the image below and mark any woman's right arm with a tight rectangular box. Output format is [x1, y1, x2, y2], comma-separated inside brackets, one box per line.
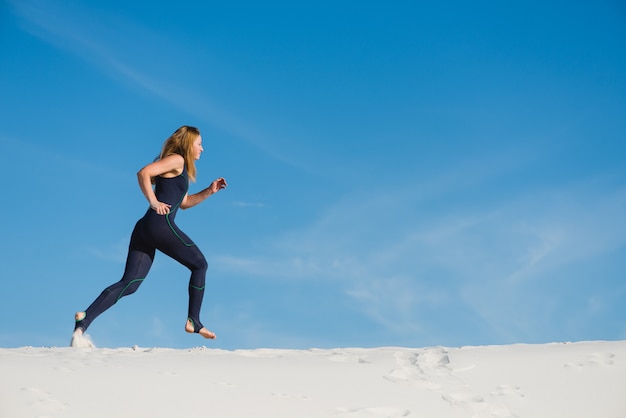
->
[136, 154, 184, 215]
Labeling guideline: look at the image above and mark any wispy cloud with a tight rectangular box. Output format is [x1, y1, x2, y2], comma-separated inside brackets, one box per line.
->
[83, 239, 129, 264]
[9, 0, 309, 172]
[211, 159, 626, 342]
[231, 201, 269, 209]
[1, 130, 123, 171]
[10, 1, 222, 117]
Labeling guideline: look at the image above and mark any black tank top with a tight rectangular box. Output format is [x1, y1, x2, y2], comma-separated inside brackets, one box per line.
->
[150, 165, 189, 222]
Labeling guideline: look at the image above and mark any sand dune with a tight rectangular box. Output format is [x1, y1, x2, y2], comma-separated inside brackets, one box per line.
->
[1, 340, 625, 417]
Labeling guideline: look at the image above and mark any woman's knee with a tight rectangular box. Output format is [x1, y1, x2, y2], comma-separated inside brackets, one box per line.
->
[188, 250, 208, 272]
[117, 277, 145, 298]
[193, 256, 208, 274]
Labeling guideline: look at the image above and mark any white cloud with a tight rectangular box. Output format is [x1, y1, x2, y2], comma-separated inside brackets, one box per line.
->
[232, 201, 268, 209]
[83, 239, 129, 264]
[9, 0, 312, 173]
[211, 163, 626, 342]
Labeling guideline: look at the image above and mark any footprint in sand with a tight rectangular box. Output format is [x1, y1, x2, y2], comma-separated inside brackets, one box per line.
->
[415, 347, 450, 376]
[20, 387, 68, 414]
[442, 392, 485, 406]
[489, 384, 527, 412]
[491, 384, 525, 399]
[327, 350, 370, 364]
[335, 406, 410, 417]
[564, 352, 615, 369]
[271, 392, 311, 401]
[383, 351, 433, 387]
[588, 352, 615, 366]
[384, 347, 451, 389]
[215, 381, 236, 388]
[443, 392, 518, 418]
[53, 365, 74, 373]
[235, 348, 286, 358]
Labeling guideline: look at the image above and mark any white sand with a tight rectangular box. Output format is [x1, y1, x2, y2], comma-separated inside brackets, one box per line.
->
[1, 340, 625, 418]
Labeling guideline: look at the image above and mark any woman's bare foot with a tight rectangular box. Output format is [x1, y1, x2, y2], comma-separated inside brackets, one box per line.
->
[70, 311, 96, 347]
[185, 319, 216, 339]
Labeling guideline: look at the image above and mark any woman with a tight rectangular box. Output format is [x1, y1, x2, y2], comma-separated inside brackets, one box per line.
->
[72, 126, 227, 345]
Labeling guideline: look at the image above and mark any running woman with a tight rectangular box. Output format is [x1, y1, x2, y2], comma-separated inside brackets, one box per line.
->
[72, 126, 227, 344]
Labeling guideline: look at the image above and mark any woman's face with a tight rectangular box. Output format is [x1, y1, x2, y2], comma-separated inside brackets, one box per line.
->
[193, 135, 204, 160]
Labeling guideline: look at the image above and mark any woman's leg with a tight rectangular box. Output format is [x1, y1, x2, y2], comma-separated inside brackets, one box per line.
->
[75, 226, 155, 333]
[155, 224, 214, 338]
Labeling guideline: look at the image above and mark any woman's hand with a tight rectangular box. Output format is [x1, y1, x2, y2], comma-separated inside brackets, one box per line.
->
[137, 154, 184, 214]
[151, 201, 172, 215]
[180, 178, 228, 210]
[209, 178, 228, 194]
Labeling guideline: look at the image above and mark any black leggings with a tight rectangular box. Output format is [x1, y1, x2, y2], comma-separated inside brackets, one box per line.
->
[76, 213, 208, 333]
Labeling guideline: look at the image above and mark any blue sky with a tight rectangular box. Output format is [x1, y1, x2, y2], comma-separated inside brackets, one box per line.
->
[1, 0, 625, 349]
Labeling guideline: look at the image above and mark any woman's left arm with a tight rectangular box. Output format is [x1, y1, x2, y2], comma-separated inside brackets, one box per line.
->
[180, 177, 228, 210]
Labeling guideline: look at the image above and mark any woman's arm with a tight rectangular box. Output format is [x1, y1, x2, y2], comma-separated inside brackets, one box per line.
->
[180, 177, 228, 210]
[137, 154, 185, 215]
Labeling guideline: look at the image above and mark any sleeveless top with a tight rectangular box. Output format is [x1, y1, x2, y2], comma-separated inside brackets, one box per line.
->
[146, 165, 189, 223]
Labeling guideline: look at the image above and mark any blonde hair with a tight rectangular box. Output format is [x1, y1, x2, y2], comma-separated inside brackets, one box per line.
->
[159, 126, 200, 182]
